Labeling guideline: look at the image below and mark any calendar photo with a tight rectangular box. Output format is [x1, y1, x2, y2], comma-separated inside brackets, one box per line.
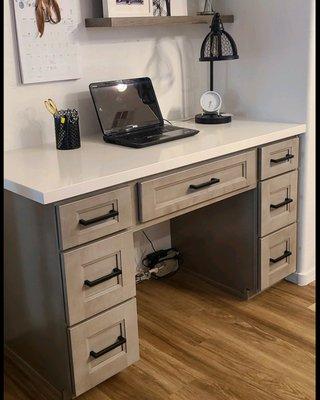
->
[102, 0, 153, 17]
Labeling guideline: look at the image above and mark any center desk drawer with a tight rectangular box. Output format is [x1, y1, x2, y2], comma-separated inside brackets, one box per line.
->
[62, 232, 136, 326]
[138, 150, 257, 222]
[58, 186, 133, 250]
[69, 298, 139, 397]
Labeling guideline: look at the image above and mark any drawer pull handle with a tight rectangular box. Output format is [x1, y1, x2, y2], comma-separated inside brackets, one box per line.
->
[84, 268, 122, 288]
[79, 209, 119, 226]
[270, 250, 292, 264]
[270, 154, 294, 164]
[189, 178, 220, 190]
[90, 336, 126, 359]
[270, 198, 293, 209]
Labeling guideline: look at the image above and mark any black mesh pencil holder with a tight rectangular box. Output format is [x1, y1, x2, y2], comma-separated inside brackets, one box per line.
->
[54, 111, 81, 150]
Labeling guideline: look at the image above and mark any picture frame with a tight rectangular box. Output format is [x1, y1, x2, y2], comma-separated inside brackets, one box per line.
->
[102, 0, 153, 18]
[168, 1, 206, 17]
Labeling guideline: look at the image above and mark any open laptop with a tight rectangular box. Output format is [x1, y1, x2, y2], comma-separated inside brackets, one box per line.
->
[89, 77, 199, 148]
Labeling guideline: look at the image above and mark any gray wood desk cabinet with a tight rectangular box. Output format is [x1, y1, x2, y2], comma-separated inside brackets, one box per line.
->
[5, 135, 300, 399]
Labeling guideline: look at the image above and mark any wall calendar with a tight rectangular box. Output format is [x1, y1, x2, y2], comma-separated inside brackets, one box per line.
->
[13, 0, 81, 84]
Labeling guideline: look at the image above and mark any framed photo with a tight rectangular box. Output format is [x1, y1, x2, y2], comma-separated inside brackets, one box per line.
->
[102, 0, 153, 17]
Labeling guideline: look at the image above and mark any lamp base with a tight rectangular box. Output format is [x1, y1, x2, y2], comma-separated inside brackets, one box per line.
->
[195, 113, 232, 124]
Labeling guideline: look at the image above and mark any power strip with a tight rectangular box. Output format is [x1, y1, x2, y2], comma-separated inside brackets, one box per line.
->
[136, 248, 181, 283]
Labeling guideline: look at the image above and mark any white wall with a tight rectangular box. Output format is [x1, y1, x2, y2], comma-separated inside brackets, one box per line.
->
[214, 0, 311, 123]
[287, 0, 315, 285]
[214, 0, 315, 285]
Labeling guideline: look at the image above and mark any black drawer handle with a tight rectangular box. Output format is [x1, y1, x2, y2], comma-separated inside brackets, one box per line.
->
[270, 154, 294, 164]
[79, 209, 119, 226]
[270, 250, 292, 264]
[189, 178, 220, 190]
[84, 268, 122, 288]
[90, 336, 126, 359]
[270, 198, 293, 209]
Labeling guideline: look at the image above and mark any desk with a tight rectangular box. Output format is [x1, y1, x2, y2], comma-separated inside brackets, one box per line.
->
[4, 119, 305, 399]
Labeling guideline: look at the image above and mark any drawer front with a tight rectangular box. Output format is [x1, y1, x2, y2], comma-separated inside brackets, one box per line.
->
[69, 298, 139, 397]
[62, 232, 136, 326]
[260, 224, 297, 291]
[260, 170, 298, 237]
[260, 137, 299, 180]
[138, 150, 257, 222]
[58, 187, 133, 250]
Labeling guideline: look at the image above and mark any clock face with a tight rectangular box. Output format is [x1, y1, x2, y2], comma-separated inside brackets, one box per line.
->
[200, 91, 222, 113]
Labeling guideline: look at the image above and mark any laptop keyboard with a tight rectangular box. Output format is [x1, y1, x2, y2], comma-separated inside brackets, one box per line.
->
[124, 125, 178, 143]
[104, 124, 199, 147]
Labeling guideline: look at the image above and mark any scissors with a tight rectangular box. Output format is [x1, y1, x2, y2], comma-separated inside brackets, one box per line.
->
[44, 98, 59, 116]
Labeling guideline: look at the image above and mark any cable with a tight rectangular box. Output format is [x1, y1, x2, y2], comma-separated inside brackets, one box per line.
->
[151, 263, 180, 280]
[142, 230, 157, 253]
[141, 232, 181, 281]
[163, 118, 173, 125]
[144, 249, 182, 280]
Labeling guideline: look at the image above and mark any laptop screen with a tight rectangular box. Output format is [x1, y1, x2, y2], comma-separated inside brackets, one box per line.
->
[90, 78, 163, 135]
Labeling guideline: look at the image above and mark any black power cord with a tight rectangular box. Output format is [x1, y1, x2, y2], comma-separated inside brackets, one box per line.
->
[142, 230, 157, 253]
[141, 231, 181, 280]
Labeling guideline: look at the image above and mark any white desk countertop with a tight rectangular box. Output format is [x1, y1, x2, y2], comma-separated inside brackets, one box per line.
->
[4, 119, 306, 204]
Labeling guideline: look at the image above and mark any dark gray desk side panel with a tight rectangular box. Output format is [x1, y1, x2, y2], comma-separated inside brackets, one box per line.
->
[171, 189, 258, 298]
[4, 190, 73, 396]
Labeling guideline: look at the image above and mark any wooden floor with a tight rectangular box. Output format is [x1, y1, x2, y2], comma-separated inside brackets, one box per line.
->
[5, 272, 315, 400]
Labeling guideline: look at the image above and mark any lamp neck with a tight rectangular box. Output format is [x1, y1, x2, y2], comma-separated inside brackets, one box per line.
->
[210, 60, 214, 91]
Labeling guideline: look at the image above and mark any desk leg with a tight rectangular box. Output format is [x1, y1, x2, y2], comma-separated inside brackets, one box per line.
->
[171, 189, 258, 299]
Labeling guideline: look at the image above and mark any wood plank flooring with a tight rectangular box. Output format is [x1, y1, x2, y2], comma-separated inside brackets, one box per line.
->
[4, 272, 315, 400]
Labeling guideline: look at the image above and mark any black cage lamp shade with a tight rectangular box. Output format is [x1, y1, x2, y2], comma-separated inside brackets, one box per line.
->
[200, 13, 239, 62]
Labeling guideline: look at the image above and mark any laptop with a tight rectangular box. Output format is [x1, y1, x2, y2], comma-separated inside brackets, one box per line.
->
[89, 77, 199, 148]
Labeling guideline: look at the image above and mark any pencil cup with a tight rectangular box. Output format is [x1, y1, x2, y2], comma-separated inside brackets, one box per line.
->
[54, 110, 81, 150]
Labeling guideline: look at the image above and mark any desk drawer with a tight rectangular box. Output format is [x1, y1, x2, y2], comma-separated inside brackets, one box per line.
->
[260, 224, 297, 291]
[62, 232, 135, 326]
[69, 298, 139, 397]
[138, 150, 257, 222]
[58, 187, 133, 250]
[260, 171, 298, 237]
[260, 138, 299, 180]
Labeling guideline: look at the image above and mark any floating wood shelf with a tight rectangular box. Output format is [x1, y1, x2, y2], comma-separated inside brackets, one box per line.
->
[85, 15, 234, 28]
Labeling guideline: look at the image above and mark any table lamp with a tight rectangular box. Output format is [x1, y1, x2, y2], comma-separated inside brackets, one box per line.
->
[195, 13, 239, 124]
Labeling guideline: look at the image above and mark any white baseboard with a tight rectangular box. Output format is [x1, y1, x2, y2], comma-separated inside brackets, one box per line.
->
[286, 268, 315, 286]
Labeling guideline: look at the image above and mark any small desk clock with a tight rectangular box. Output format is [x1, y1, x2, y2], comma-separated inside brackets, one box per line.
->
[196, 91, 231, 124]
